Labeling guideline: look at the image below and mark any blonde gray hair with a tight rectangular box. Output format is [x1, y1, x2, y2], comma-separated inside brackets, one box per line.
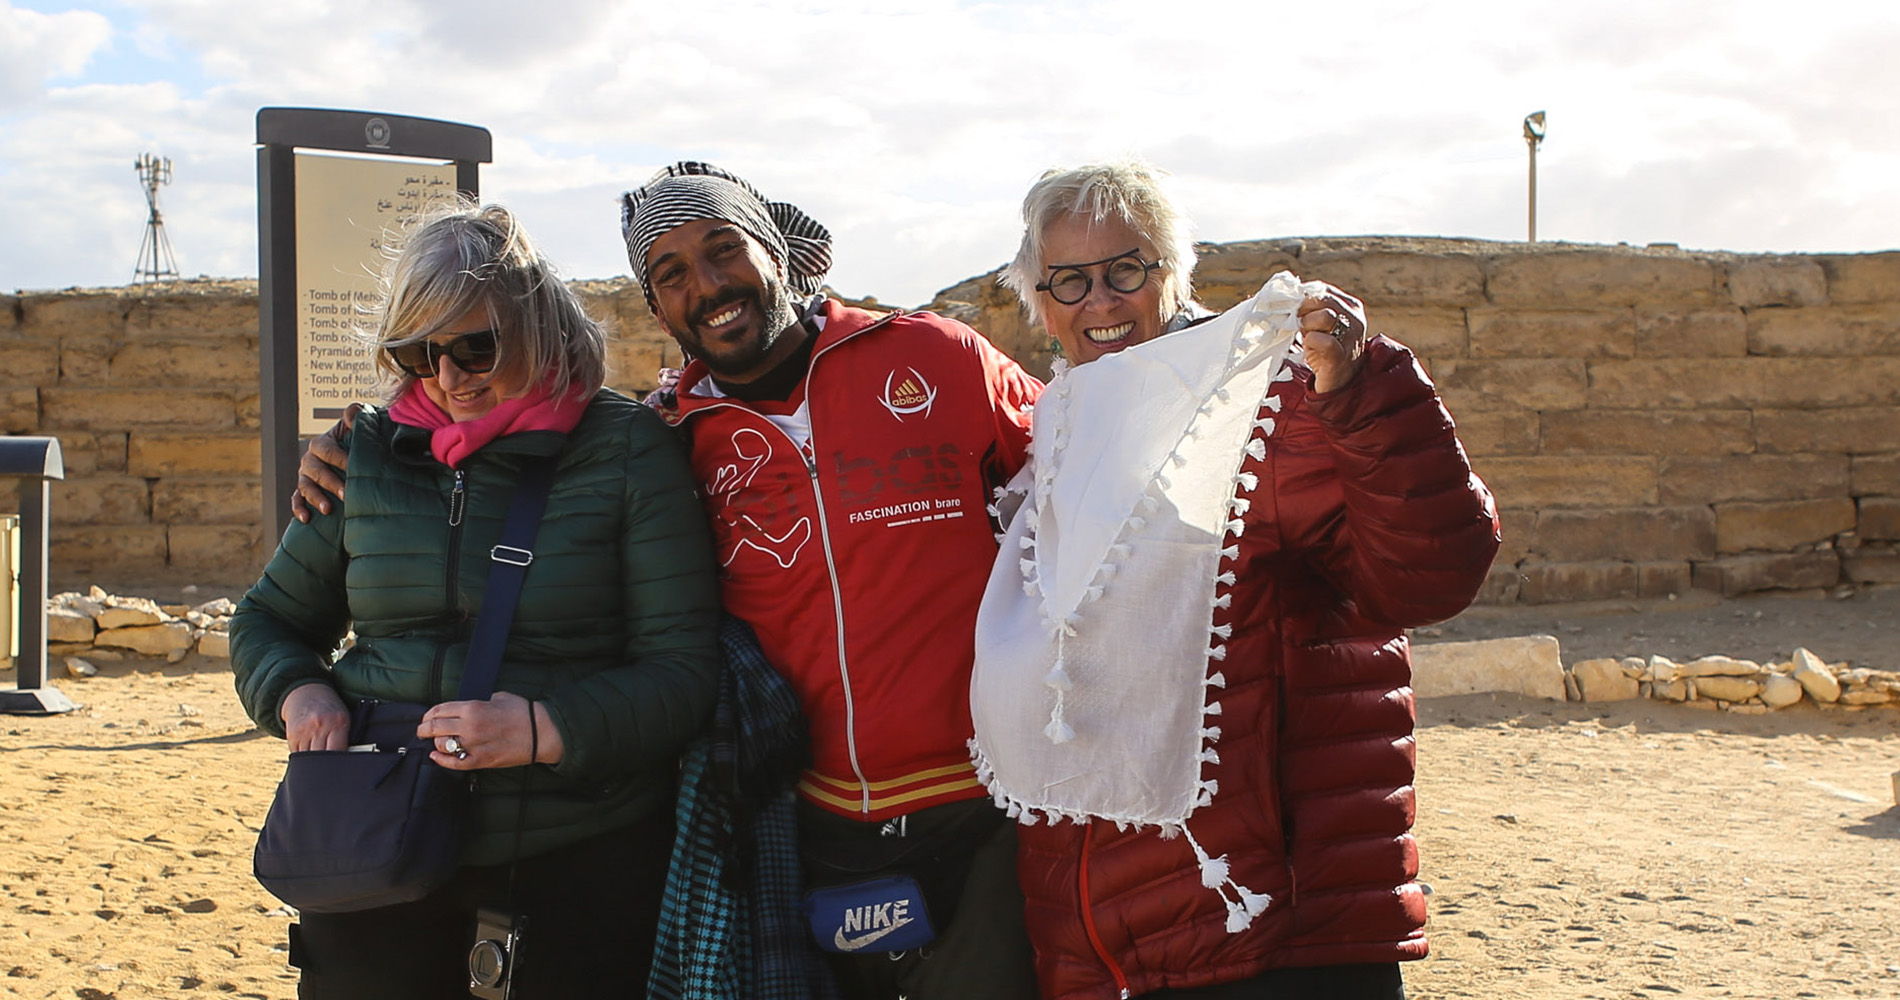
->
[371, 203, 607, 402]
[1000, 159, 1197, 329]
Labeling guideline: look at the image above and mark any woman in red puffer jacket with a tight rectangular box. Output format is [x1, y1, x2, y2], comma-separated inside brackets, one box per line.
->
[972, 160, 1499, 1000]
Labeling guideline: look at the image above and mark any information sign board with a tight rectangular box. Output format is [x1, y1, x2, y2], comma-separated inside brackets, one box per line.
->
[292, 153, 459, 433]
[255, 108, 491, 547]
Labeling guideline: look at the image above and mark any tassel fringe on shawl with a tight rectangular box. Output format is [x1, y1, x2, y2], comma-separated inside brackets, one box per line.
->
[971, 272, 1330, 933]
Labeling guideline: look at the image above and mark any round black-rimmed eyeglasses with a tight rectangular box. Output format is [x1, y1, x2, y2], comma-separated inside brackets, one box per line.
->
[1036, 248, 1163, 305]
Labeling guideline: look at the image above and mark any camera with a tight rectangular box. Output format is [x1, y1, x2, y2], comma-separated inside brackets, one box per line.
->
[468, 908, 525, 1000]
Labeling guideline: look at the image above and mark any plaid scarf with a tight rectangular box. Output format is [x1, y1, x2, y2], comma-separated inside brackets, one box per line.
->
[648, 616, 837, 1000]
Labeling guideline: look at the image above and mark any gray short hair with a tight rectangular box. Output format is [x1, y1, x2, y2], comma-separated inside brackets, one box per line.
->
[371, 203, 607, 403]
[1000, 159, 1197, 329]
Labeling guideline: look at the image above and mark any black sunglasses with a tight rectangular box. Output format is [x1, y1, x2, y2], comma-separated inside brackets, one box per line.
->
[1036, 248, 1163, 305]
[386, 329, 499, 379]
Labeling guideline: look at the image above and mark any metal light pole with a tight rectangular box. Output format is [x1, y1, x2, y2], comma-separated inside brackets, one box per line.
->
[1523, 111, 1546, 242]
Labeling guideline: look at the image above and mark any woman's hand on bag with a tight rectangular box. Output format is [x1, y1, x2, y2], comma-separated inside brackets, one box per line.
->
[281, 683, 350, 752]
[417, 691, 566, 770]
[1296, 282, 1369, 394]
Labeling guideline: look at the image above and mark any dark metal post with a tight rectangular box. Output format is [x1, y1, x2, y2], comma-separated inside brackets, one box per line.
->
[458, 159, 481, 204]
[258, 142, 299, 546]
[1, 437, 73, 715]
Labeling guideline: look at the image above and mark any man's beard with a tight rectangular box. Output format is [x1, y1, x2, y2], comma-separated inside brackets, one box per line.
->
[676, 276, 800, 378]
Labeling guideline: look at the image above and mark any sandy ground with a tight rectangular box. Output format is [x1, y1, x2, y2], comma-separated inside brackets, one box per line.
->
[1, 595, 1896, 999]
[1411, 693, 1898, 999]
[1, 656, 298, 999]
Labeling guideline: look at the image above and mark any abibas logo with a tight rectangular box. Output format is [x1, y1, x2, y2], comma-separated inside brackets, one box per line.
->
[879, 367, 937, 420]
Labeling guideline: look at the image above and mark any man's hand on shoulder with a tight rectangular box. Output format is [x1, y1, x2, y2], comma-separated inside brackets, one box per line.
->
[290, 403, 360, 523]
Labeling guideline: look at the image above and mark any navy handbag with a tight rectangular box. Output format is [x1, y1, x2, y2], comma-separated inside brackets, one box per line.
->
[252, 455, 556, 913]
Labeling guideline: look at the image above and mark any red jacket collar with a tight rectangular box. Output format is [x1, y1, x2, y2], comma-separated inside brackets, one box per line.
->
[667, 298, 902, 421]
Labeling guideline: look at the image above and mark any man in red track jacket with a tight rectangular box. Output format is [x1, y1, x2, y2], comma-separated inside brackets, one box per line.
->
[621, 162, 1043, 1000]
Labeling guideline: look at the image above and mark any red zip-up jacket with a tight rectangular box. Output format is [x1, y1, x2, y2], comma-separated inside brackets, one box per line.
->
[664, 299, 1041, 820]
[1014, 337, 1499, 999]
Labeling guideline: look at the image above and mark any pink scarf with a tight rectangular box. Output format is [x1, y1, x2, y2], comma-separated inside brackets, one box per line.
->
[387, 381, 589, 468]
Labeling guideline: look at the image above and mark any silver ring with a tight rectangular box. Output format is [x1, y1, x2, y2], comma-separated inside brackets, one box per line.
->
[442, 736, 464, 756]
[1331, 313, 1352, 339]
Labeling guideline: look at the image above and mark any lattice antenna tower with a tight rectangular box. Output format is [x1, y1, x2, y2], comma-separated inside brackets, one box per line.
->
[133, 152, 180, 283]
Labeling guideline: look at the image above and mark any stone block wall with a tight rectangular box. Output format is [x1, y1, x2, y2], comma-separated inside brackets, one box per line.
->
[2, 284, 262, 585]
[927, 238, 1900, 605]
[6, 237, 1898, 603]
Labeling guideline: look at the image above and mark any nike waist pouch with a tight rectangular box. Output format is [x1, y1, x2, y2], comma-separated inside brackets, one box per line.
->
[798, 798, 1004, 955]
[806, 875, 936, 954]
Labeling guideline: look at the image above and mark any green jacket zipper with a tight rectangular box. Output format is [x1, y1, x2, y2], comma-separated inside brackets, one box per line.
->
[434, 467, 467, 701]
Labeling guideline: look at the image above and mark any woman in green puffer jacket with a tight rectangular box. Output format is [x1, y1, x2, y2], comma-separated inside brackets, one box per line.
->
[232, 204, 720, 999]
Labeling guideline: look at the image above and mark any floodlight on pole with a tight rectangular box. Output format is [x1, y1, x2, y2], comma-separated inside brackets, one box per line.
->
[133, 152, 180, 283]
[1523, 111, 1546, 242]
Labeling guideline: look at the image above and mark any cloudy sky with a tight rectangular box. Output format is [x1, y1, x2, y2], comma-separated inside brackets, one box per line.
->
[3, 0, 1896, 307]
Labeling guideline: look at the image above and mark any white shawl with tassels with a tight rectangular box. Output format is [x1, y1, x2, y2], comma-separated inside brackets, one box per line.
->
[971, 271, 1317, 933]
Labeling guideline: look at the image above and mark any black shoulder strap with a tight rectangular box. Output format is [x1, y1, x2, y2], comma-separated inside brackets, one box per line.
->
[456, 453, 559, 702]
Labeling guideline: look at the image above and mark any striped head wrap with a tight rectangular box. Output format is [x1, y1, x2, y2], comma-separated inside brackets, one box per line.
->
[620, 161, 834, 301]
